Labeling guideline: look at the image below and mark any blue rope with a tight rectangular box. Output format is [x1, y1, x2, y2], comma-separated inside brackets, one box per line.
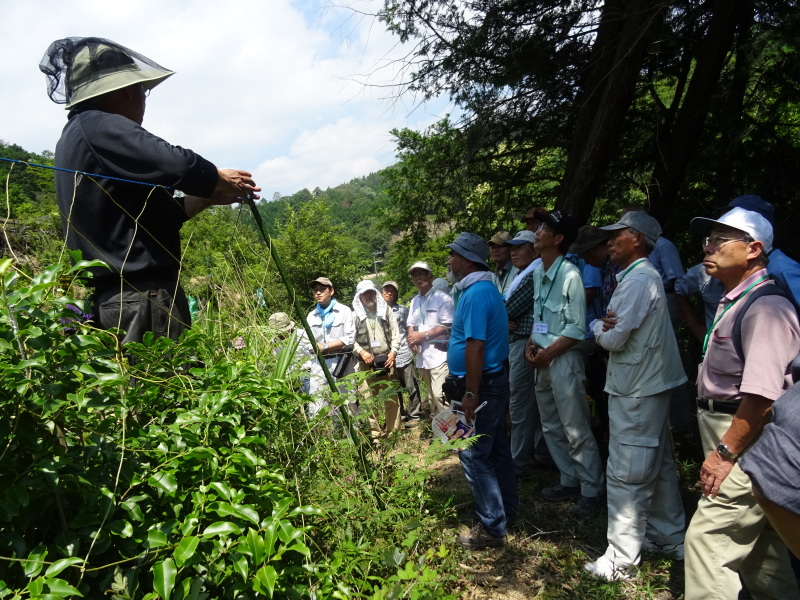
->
[0, 156, 253, 203]
[0, 156, 173, 190]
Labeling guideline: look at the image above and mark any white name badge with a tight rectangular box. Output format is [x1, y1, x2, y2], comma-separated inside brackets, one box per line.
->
[370, 340, 382, 347]
[533, 322, 549, 334]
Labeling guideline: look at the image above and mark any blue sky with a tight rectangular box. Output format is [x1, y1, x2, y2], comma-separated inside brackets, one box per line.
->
[1, 0, 454, 198]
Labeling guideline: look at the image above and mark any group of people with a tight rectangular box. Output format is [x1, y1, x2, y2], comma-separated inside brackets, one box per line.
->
[42, 36, 800, 600]
[452, 201, 800, 594]
[282, 201, 800, 599]
[486, 202, 800, 600]
[268, 264, 455, 437]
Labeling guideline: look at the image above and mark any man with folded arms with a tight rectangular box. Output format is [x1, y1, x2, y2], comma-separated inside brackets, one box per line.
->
[584, 212, 687, 581]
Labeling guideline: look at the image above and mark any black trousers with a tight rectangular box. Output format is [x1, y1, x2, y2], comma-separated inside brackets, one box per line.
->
[92, 279, 190, 344]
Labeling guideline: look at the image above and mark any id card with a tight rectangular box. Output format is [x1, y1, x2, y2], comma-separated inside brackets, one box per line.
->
[370, 340, 381, 347]
[533, 322, 549, 334]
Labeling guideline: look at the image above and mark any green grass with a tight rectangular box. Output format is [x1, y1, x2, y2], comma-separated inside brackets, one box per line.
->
[393, 428, 691, 600]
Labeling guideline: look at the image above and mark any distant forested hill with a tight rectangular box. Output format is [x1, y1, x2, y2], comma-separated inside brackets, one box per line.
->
[255, 171, 392, 256]
[0, 141, 62, 271]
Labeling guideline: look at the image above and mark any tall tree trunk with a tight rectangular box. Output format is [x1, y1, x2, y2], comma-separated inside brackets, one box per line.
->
[558, 0, 664, 223]
[646, 0, 748, 223]
[712, 4, 754, 210]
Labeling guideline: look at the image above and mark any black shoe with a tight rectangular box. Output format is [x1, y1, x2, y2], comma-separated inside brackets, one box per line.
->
[456, 523, 505, 550]
[541, 483, 580, 502]
[572, 495, 602, 517]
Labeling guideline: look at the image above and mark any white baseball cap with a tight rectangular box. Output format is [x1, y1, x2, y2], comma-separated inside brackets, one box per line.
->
[407, 261, 433, 274]
[506, 230, 537, 245]
[690, 207, 773, 253]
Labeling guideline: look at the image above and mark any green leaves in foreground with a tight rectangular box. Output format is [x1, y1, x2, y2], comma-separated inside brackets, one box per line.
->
[0, 259, 457, 599]
[0, 261, 319, 598]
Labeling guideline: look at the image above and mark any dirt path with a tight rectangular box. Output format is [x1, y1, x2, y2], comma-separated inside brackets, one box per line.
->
[396, 427, 684, 600]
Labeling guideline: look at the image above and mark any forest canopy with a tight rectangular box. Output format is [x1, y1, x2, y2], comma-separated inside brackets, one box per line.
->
[374, 0, 800, 247]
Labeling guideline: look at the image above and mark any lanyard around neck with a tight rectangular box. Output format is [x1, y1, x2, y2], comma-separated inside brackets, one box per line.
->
[367, 314, 378, 333]
[419, 290, 434, 324]
[702, 276, 768, 357]
[618, 258, 647, 283]
[538, 256, 564, 320]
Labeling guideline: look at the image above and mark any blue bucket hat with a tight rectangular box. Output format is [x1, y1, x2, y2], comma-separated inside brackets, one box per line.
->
[446, 232, 490, 268]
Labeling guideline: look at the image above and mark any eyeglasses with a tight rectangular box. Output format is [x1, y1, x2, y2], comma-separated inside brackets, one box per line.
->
[702, 235, 747, 249]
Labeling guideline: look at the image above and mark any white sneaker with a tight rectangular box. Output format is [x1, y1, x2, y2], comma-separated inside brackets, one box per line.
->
[584, 556, 635, 581]
[641, 539, 684, 560]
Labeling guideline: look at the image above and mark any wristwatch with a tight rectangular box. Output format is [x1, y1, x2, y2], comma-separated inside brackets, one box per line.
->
[465, 391, 477, 401]
[716, 442, 739, 461]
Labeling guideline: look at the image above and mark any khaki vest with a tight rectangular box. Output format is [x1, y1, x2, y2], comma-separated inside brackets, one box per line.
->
[355, 306, 393, 356]
[606, 264, 686, 397]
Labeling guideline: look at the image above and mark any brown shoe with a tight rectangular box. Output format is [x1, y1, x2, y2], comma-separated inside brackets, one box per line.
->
[456, 523, 505, 550]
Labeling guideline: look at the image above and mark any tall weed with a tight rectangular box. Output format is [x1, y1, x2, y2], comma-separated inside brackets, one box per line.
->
[0, 257, 456, 599]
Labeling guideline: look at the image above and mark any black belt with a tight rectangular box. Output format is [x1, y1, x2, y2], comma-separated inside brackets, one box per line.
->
[448, 366, 507, 383]
[696, 396, 740, 415]
[510, 334, 528, 342]
[482, 366, 507, 380]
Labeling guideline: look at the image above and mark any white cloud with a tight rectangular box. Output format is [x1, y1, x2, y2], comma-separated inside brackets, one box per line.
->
[1, 0, 456, 196]
[255, 116, 386, 194]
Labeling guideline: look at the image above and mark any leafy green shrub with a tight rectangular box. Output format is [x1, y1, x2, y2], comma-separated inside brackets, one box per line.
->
[0, 258, 324, 598]
[0, 258, 458, 599]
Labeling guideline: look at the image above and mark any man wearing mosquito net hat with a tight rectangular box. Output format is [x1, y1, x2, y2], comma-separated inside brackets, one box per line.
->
[39, 37, 261, 344]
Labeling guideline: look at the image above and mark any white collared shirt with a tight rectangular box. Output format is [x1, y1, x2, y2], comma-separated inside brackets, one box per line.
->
[407, 288, 454, 369]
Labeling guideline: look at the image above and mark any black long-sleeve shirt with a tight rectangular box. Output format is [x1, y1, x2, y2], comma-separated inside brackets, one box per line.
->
[54, 109, 218, 286]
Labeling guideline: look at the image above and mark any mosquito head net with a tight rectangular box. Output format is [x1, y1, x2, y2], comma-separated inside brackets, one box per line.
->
[40, 37, 174, 108]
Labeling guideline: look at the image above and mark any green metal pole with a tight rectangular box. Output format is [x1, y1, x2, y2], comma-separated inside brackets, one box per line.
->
[245, 201, 361, 441]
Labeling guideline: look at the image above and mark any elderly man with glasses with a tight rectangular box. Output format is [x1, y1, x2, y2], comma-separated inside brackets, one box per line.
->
[683, 208, 800, 600]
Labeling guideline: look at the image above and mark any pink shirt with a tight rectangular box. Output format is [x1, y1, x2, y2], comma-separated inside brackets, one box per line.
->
[698, 269, 800, 402]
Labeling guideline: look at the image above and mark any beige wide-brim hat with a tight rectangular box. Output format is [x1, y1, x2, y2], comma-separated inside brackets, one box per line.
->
[66, 42, 174, 108]
[268, 312, 296, 333]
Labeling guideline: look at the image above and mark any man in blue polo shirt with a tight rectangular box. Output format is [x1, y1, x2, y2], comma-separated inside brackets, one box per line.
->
[446, 232, 517, 550]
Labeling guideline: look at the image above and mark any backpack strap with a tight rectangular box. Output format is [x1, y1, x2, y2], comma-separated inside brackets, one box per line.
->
[732, 282, 789, 362]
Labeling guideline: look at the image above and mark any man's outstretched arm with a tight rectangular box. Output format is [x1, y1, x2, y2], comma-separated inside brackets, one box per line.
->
[184, 168, 261, 218]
